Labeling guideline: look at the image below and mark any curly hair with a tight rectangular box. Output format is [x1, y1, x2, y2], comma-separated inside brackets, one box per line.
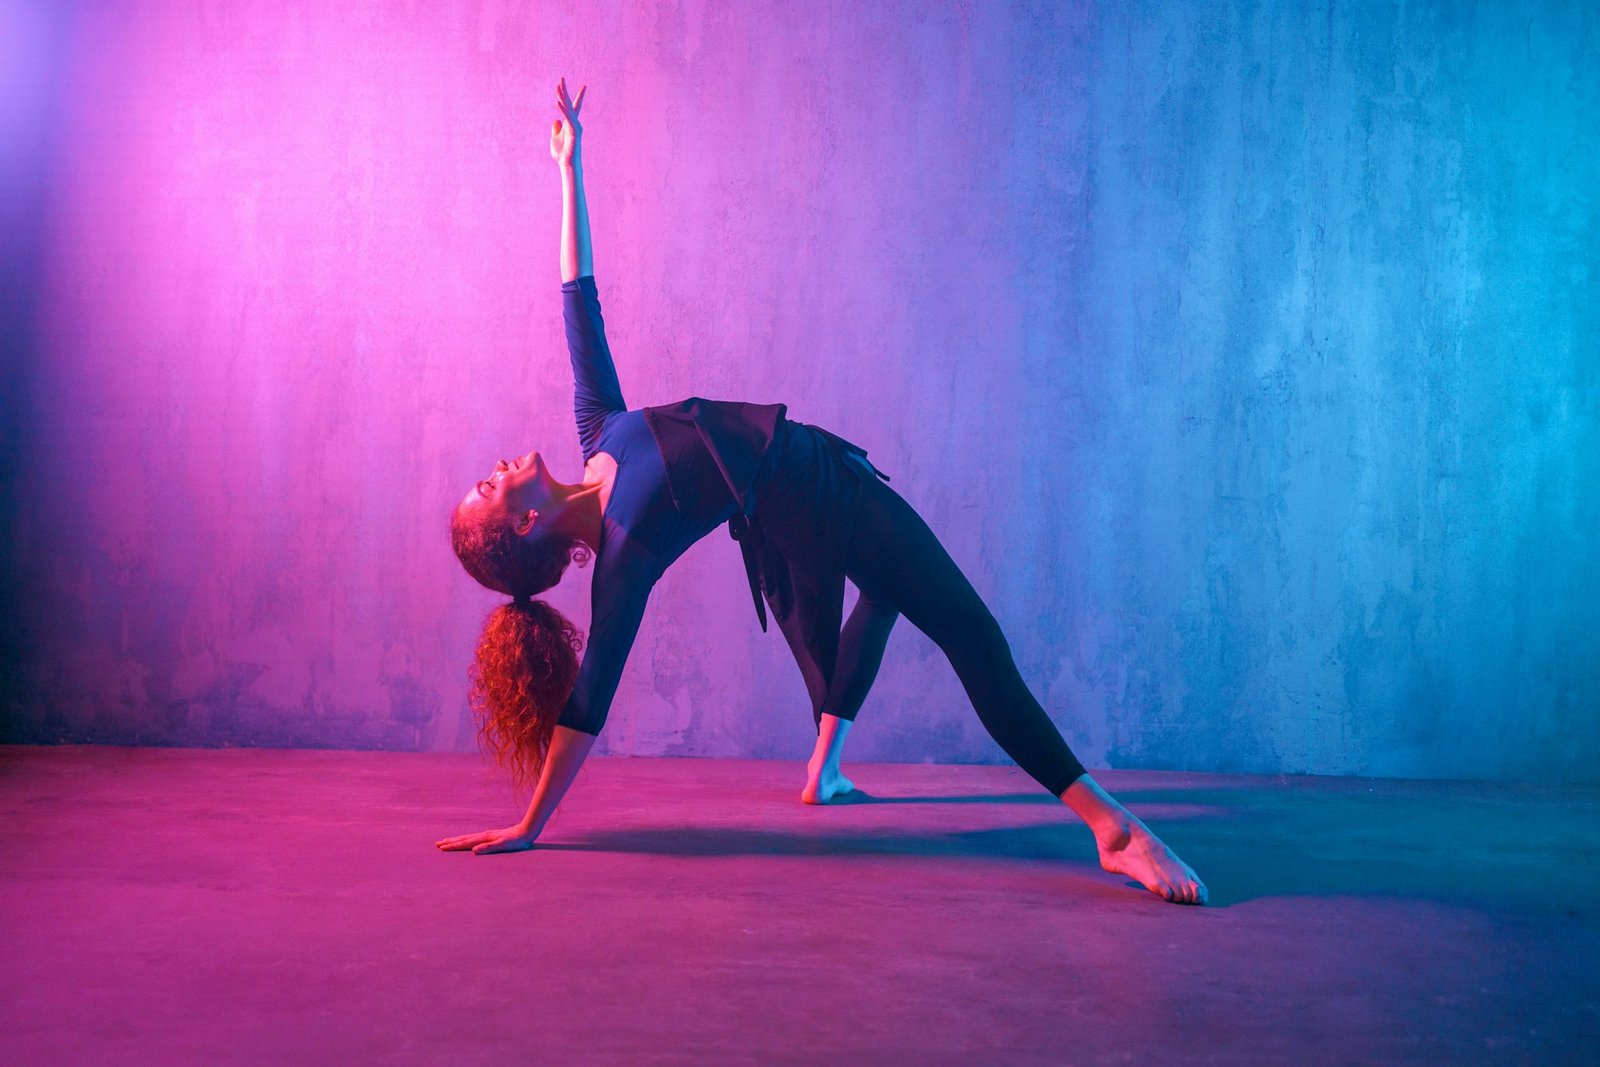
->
[466, 599, 585, 792]
[451, 501, 592, 790]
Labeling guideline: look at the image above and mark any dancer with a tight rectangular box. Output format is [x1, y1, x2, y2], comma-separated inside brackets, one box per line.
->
[436, 80, 1207, 905]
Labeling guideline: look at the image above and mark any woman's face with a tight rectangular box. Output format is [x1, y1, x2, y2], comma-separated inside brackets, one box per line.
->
[457, 449, 561, 534]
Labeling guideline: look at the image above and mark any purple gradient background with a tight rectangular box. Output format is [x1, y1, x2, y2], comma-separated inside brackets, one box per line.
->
[3, 1, 1597, 782]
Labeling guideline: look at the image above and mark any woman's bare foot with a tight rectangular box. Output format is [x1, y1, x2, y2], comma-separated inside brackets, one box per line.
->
[1093, 819, 1207, 904]
[801, 757, 855, 804]
[802, 714, 856, 804]
[1063, 773, 1208, 904]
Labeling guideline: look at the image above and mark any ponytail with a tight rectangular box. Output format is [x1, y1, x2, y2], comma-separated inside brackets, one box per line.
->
[467, 596, 584, 793]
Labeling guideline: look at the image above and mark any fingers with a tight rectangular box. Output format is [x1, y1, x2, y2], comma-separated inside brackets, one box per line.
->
[555, 78, 586, 119]
[438, 828, 533, 854]
[435, 832, 493, 851]
[437, 836, 486, 849]
[472, 836, 532, 855]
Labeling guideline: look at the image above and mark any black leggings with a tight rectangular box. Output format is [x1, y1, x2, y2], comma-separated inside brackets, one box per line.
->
[816, 455, 1088, 798]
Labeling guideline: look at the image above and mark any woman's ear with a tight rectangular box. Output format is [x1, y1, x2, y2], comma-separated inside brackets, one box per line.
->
[514, 510, 539, 537]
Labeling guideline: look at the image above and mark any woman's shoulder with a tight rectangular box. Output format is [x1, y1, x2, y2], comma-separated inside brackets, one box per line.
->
[585, 406, 648, 448]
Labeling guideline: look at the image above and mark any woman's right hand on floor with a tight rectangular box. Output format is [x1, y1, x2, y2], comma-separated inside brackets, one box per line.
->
[549, 76, 585, 166]
[435, 823, 539, 855]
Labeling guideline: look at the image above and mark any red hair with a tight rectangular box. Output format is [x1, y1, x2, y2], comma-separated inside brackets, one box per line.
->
[451, 500, 591, 789]
[466, 599, 584, 792]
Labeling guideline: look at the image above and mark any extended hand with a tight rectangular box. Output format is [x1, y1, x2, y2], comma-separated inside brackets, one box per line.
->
[435, 824, 538, 855]
[549, 77, 586, 165]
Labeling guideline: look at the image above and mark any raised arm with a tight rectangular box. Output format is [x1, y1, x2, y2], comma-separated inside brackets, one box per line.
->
[551, 77, 592, 283]
[552, 80, 625, 457]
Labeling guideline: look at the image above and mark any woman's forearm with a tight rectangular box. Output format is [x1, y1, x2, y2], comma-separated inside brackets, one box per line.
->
[518, 724, 598, 836]
[559, 160, 594, 283]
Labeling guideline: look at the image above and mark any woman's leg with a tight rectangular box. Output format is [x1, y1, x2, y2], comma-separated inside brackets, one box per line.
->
[801, 589, 898, 804]
[843, 482, 1088, 797]
[802, 714, 853, 805]
[843, 475, 1207, 904]
[819, 587, 899, 727]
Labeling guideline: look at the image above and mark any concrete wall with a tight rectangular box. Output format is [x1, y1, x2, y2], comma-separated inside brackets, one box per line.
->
[3, 0, 1596, 783]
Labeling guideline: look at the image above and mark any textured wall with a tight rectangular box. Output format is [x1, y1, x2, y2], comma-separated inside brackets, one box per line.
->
[2, 0, 1596, 782]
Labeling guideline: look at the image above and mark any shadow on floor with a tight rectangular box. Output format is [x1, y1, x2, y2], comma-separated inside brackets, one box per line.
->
[542, 822, 1096, 863]
[805, 788, 1057, 805]
[529, 783, 1600, 916]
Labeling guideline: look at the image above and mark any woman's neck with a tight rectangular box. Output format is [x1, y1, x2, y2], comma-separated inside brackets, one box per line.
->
[563, 452, 617, 551]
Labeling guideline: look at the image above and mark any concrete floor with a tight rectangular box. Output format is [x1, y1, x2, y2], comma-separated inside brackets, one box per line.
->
[2, 745, 1597, 1065]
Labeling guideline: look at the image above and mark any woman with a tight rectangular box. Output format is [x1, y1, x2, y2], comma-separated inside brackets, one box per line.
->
[436, 80, 1207, 906]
